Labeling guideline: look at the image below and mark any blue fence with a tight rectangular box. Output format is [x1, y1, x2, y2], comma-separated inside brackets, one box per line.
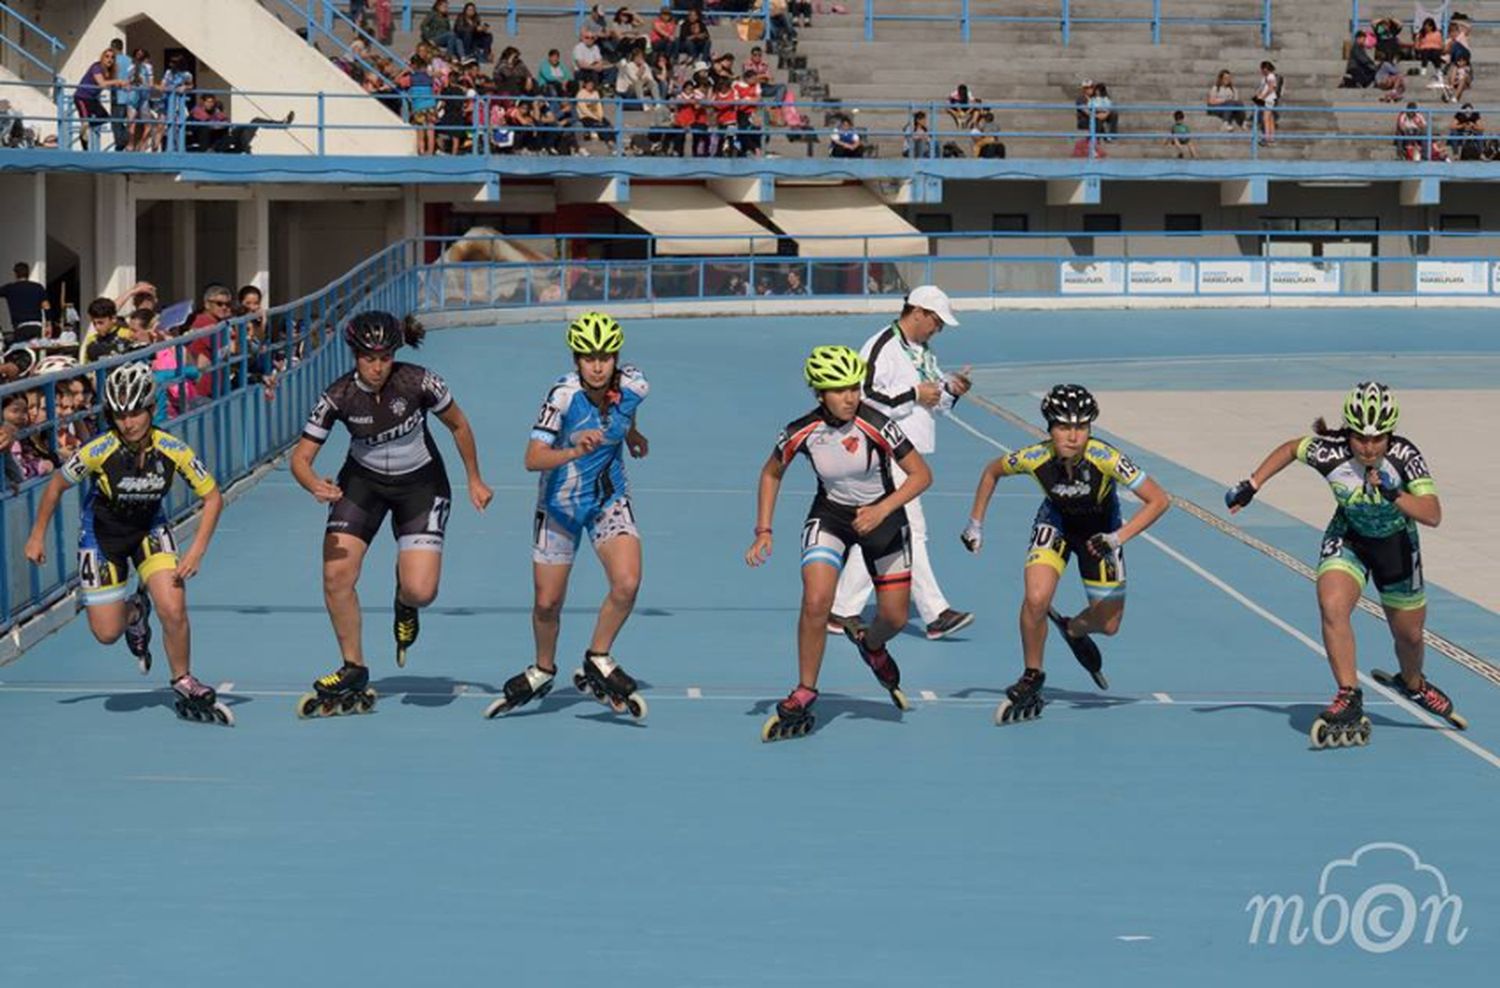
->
[0, 0, 64, 79]
[0, 241, 420, 633]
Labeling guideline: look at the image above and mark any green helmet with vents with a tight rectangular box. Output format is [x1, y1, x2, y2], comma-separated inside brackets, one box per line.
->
[804, 345, 866, 391]
[566, 312, 624, 355]
[1342, 381, 1399, 436]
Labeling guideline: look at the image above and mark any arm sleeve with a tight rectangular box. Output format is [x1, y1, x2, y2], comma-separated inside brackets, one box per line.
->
[530, 388, 567, 447]
[302, 390, 339, 444]
[161, 437, 218, 497]
[422, 369, 453, 414]
[1396, 443, 1437, 497]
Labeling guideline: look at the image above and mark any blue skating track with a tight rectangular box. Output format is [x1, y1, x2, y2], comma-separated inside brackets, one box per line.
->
[3, 310, 1497, 984]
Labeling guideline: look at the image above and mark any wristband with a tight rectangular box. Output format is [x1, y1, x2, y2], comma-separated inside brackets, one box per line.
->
[754, 527, 772, 535]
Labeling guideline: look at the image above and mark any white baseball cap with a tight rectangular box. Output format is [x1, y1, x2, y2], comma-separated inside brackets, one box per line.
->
[906, 285, 958, 326]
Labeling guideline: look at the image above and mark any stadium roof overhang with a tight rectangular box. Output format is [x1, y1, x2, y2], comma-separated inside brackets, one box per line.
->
[601, 184, 779, 255]
[751, 184, 928, 258]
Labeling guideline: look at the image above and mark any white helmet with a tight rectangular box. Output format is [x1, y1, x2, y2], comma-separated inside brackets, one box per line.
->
[33, 353, 79, 376]
[104, 362, 157, 416]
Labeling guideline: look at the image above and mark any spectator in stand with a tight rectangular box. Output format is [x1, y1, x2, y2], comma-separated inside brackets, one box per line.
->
[187, 93, 233, 152]
[532, 94, 567, 155]
[53, 373, 93, 455]
[405, 54, 439, 155]
[710, 74, 739, 155]
[732, 68, 763, 156]
[79, 297, 134, 363]
[1, 262, 50, 344]
[617, 46, 660, 110]
[1089, 82, 1117, 139]
[1073, 79, 1094, 133]
[677, 9, 712, 64]
[110, 39, 133, 152]
[949, 83, 980, 132]
[783, 267, 807, 294]
[1373, 16, 1406, 63]
[158, 54, 193, 152]
[829, 114, 863, 157]
[1449, 103, 1486, 160]
[744, 46, 782, 123]
[1342, 28, 1377, 89]
[789, 0, 813, 29]
[1446, 53, 1472, 105]
[903, 109, 934, 158]
[537, 48, 573, 97]
[1414, 17, 1443, 73]
[684, 68, 711, 156]
[455, 3, 494, 62]
[575, 75, 615, 150]
[1395, 101, 1430, 160]
[436, 70, 470, 154]
[8, 391, 56, 480]
[767, 0, 797, 46]
[183, 284, 233, 404]
[573, 29, 615, 88]
[372, 0, 394, 43]
[1447, 13, 1472, 66]
[74, 48, 121, 151]
[650, 7, 678, 55]
[421, 0, 466, 60]
[125, 47, 155, 150]
[1375, 58, 1406, 101]
[1253, 60, 1279, 145]
[1164, 109, 1196, 159]
[1206, 69, 1247, 130]
[613, 6, 647, 59]
[971, 109, 1004, 158]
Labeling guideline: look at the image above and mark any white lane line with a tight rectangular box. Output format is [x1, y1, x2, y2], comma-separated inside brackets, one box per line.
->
[952, 409, 1500, 772]
[1152, 692, 1174, 704]
[1115, 935, 1154, 943]
[686, 687, 703, 699]
[919, 690, 939, 701]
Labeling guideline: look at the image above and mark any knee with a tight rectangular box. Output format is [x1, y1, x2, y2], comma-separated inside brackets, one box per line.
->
[801, 590, 834, 620]
[155, 595, 188, 631]
[1096, 611, 1123, 636]
[92, 625, 123, 646]
[533, 595, 564, 623]
[1021, 589, 1052, 621]
[322, 563, 358, 596]
[609, 570, 641, 603]
[401, 580, 440, 609]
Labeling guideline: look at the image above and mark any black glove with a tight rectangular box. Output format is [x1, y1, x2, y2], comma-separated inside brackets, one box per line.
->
[1225, 479, 1257, 510]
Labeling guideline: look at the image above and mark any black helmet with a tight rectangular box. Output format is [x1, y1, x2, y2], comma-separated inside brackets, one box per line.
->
[1040, 384, 1099, 426]
[344, 311, 404, 354]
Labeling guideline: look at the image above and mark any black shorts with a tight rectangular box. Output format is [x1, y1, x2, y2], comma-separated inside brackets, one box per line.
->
[326, 460, 452, 551]
[800, 496, 911, 588]
[1025, 502, 1126, 601]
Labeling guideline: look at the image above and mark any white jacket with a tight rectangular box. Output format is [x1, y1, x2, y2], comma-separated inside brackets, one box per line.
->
[858, 322, 958, 455]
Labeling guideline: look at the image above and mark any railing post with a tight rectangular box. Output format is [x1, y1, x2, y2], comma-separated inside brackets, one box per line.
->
[961, 0, 971, 42]
[321, 0, 334, 34]
[507, 0, 519, 37]
[305, 0, 317, 42]
[1264, 0, 1273, 48]
[1061, 0, 1071, 46]
[402, 0, 414, 33]
[317, 91, 326, 155]
[1088, 107, 1097, 159]
[54, 78, 67, 150]
[1152, 0, 1161, 44]
[864, 0, 874, 41]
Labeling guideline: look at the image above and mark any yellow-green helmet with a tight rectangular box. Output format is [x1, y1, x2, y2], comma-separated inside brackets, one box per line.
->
[1342, 381, 1399, 436]
[566, 312, 624, 355]
[804, 345, 866, 390]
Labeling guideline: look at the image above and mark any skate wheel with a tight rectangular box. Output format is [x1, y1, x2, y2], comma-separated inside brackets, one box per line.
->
[1448, 711, 1469, 731]
[359, 690, 377, 713]
[760, 714, 781, 742]
[296, 693, 321, 719]
[572, 670, 589, 694]
[608, 694, 627, 714]
[138, 655, 151, 676]
[1309, 719, 1329, 748]
[483, 696, 510, 719]
[889, 687, 910, 712]
[396, 647, 407, 670]
[340, 693, 361, 714]
[213, 703, 235, 727]
[994, 699, 1013, 726]
[1089, 669, 1110, 691]
[625, 693, 648, 720]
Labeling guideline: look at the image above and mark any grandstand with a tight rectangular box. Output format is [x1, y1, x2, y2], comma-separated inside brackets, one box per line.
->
[2, 3, 1500, 985]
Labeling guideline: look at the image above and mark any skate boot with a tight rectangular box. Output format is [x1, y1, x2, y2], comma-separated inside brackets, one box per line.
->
[125, 585, 153, 675]
[573, 651, 648, 719]
[1371, 669, 1468, 730]
[1048, 608, 1107, 690]
[296, 662, 378, 718]
[842, 625, 910, 711]
[172, 673, 234, 726]
[1310, 686, 1372, 748]
[994, 668, 1047, 726]
[761, 685, 818, 742]
[394, 590, 419, 668]
[484, 664, 556, 718]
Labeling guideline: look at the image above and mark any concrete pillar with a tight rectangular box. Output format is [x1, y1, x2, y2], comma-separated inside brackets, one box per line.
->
[236, 191, 271, 302]
[0, 172, 46, 282]
[171, 200, 197, 302]
[93, 173, 136, 299]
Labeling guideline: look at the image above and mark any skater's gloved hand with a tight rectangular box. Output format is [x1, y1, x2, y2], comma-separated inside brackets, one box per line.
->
[1367, 466, 1402, 502]
[853, 502, 889, 535]
[1085, 531, 1121, 558]
[309, 476, 343, 503]
[960, 518, 983, 553]
[626, 427, 649, 458]
[469, 475, 495, 511]
[1224, 478, 1257, 513]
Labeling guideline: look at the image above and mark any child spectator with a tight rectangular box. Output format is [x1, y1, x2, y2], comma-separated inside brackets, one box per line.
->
[1253, 61, 1279, 145]
[829, 114, 863, 157]
[1375, 58, 1406, 101]
[903, 109, 934, 158]
[405, 55, 439, 155]
[1164, 110, 1197, 158]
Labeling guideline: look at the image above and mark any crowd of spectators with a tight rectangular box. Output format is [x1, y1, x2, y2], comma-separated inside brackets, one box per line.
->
[328, 1, 839, 157]
[70, 37, 293, 153]
[1, 269, 294, 488]
[1343, 10, 1473, 105]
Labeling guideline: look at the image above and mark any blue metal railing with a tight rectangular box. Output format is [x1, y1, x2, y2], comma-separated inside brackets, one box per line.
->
[263, 0, 404, 96]
[864, 0, 1273, 47]
[0, 240, 420, 632]
[0, 1, 65, 78]
[12, 77, 1479, 162]
[1352, 0, 1500, 36]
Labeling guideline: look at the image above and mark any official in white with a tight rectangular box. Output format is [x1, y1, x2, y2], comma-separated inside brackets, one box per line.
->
[831, 285, 974, 640]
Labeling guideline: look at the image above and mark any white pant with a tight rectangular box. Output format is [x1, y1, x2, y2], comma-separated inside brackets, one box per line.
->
[834, 464, 950, 625]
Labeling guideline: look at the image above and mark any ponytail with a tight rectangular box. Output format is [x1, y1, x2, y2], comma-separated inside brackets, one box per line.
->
[402, 314, 426, 350]
[1311, 416, 1348, 439]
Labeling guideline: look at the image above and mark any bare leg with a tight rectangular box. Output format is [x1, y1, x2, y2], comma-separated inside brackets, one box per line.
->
[323, 533, 370, 666]
[532, 562, 571, 672]
[146, 568, 192, 680]
[1316, 571, 1362, 689]
[1386, 603, 1427, 689]
[1020, 563, 1062, 671]
[797, 563, 838, 688]
[589, 534, 641, 654]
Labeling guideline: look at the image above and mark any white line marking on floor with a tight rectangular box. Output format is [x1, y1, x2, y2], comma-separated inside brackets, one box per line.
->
[1115, 935, 1154, 942]
[686, 687, 702, 699]
[1152, 692, 1174, 704]
[919, 690, 939, 701]
[953, 408, 1500, 772]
